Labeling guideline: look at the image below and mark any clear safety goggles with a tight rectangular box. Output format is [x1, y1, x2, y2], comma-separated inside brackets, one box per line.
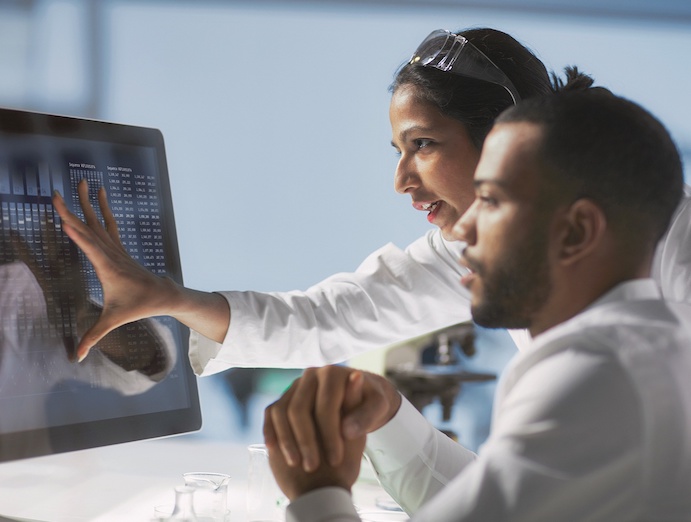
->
[410, 29, 521, 105]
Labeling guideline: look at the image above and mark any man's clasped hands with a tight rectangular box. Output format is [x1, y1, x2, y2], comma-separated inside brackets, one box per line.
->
[263, 365, 400, 501]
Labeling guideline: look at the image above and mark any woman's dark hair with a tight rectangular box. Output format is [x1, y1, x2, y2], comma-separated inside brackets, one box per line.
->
[390, 27, 553, 149]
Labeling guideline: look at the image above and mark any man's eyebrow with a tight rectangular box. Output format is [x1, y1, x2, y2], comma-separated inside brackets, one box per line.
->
[473, 178, 509, 189]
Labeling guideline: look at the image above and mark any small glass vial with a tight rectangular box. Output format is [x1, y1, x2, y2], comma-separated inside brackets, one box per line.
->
[168, 485, 198, 521]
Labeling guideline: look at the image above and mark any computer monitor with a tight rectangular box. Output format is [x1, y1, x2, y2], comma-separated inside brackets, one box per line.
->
[0, 107, 202, 463]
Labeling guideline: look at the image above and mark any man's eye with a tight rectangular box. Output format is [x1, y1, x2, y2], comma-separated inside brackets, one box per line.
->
[414, 138, 433, 150]
[479, 195, 498, 207]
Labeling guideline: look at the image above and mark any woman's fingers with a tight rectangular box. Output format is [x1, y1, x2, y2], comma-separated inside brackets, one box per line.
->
[97, 186, 127, 252]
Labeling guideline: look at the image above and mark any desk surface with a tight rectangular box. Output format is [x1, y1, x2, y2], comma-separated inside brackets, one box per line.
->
[0, 434, 392, 521]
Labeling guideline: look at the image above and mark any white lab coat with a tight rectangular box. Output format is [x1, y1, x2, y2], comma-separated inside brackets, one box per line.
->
[287, 279, 691, 522]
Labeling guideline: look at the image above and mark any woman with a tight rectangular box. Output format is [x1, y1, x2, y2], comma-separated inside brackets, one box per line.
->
[53, 27, 690, 373]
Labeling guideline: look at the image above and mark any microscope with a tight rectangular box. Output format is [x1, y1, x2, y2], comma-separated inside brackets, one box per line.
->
[381, 322, 496, 440]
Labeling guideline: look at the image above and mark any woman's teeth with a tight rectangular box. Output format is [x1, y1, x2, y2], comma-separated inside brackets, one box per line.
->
[422, 201, 440, 212]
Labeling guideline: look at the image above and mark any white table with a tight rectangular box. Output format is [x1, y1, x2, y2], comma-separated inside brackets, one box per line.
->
[0, 434, 394, 521]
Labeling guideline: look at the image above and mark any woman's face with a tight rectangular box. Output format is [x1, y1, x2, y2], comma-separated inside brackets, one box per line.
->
[390, 84, 481, 240]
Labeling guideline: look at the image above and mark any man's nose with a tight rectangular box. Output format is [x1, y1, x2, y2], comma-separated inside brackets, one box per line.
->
[452, 201, 478, 243]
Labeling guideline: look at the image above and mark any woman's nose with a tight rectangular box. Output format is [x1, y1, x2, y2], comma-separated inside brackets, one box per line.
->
[394, 157, 420, 194]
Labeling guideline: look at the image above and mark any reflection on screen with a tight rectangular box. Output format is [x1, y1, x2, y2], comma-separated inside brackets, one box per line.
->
[0, 116, 200, 462]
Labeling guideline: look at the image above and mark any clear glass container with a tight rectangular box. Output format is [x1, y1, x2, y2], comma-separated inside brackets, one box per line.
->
[168, 485, 198, 521]
[183, 472, 231, 521]
[247, 443, 288, 521]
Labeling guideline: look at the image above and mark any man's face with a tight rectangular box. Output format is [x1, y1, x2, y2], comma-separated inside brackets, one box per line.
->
[453, 122, 555, 331]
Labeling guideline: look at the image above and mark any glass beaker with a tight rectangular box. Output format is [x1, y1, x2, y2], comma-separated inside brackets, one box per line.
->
[183, 472, 231, 522]
[167, 485, 198, 521]
[246, 443, 287, 521]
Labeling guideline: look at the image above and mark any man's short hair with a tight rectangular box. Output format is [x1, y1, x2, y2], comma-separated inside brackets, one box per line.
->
[497, 68, 684, 251]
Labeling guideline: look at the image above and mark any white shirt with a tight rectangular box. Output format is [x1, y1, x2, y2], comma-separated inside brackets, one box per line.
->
[286, 279, 691, 522]
[189, 190, 691, 375]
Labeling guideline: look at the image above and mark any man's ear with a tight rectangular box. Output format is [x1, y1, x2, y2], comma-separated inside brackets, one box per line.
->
[555, 198, 607, 265]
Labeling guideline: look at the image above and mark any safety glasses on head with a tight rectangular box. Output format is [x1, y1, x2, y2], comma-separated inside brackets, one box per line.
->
[410, 29, 521, 105]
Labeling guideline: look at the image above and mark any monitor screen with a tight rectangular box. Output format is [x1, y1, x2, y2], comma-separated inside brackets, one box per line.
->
[0, 107, 202, 462]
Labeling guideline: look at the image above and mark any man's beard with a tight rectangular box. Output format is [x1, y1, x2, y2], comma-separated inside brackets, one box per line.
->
[468, 231, 552, 330]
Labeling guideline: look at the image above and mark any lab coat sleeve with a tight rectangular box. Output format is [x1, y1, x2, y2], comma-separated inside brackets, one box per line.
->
[286, 488, 361, 522]
[653, 187, 691, 303]
[282, 398, 474, 522]
[189, 229, 473, 374]
[364, 397, 477, 515]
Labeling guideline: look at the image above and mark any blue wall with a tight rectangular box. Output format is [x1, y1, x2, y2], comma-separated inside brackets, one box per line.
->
[4, 1, 689, 294]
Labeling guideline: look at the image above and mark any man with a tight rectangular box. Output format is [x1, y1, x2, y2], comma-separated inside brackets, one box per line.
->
[263, 76, 691, 521]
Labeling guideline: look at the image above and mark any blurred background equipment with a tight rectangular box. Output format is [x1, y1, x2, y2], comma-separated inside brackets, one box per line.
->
[385, 323, 495, 440]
